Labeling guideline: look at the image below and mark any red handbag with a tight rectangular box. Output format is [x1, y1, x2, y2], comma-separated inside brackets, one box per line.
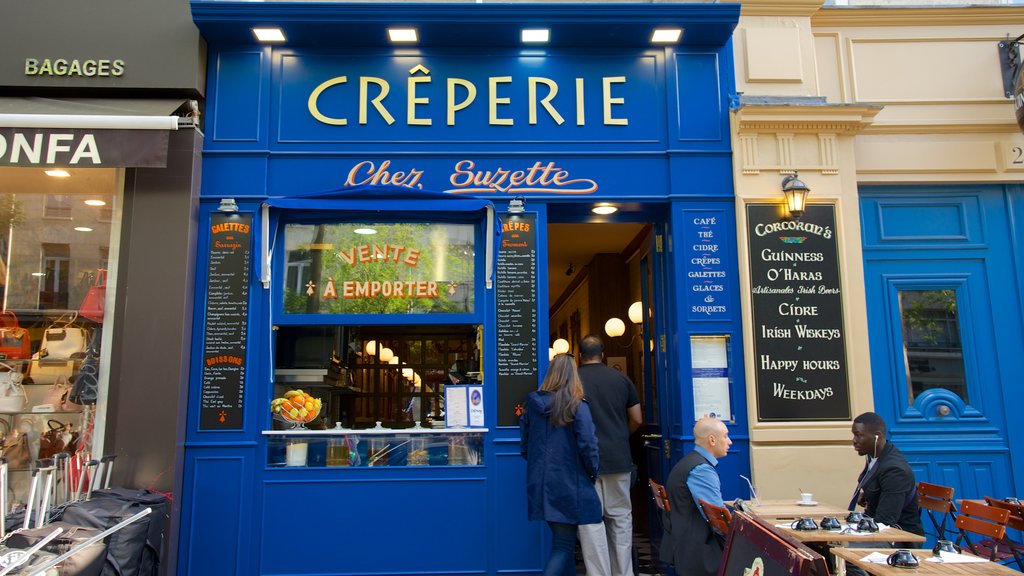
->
[78, 269, 106, 323]
[0, 310, 30, 360]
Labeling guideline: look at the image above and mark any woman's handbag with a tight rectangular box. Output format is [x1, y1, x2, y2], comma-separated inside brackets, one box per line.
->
[39, 312, 88, 360]
[39, 419, 77, 459]
[70, 329, 101, 405]
[1, 429, 30, 469]
[0, 362, 27, 412]
[0, 311, 30, 360]
[38, 375, 82, 412]
[78, 269, 107, 324]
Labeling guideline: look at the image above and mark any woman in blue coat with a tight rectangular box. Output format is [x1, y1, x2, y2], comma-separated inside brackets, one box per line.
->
[520, 353, 602, 576]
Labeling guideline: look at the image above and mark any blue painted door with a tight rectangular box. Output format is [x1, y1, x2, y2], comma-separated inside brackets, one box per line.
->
[861, 186, 1024, 502]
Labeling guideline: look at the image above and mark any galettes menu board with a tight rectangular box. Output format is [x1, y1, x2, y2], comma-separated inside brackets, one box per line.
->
[496, 213, 538, 427]
[199, 213, 252, 430]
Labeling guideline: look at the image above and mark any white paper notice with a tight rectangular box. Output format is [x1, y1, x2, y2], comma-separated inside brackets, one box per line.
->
[691, 336, 731, 421]
[445, 385, 469, 428]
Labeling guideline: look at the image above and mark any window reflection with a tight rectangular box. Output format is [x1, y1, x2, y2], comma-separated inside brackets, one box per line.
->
[898, 289, 968, 403]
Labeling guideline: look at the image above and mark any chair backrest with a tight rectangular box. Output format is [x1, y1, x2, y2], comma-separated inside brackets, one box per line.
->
[983, 496, 1024, 531]
[918, 481, 958, 540]
[699, 498, 733, 536]
[956, 500, 1009, 560]
[649, 479, 670, 513]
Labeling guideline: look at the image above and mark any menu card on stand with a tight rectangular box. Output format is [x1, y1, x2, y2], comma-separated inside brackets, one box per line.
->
[199, 213, 252, 430]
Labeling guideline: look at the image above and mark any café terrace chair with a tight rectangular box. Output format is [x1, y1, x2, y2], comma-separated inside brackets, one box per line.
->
[699, 498, 734, 539]
[955, 500, 1011, 564]
[980, 496, 1024, 571]
[917, 481, 959, 541]
[649, 479, 671, 515]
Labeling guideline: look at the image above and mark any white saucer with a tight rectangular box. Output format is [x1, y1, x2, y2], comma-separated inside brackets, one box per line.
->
[796, 500, 818, 506]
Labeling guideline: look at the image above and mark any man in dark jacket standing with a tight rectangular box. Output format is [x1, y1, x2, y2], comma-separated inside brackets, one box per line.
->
[577, 335, 643, 576]
[849, 412, 923, 536]
[660, 417, 731, 576]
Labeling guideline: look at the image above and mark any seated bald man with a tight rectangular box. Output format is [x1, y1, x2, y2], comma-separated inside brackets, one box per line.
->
[659, 417, 732, 576]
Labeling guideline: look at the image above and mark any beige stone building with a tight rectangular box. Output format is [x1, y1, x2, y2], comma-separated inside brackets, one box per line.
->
[732, 0, 1024, 505]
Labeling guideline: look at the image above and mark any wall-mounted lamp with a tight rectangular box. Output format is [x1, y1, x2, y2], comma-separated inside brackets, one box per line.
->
[378, 347, 395, 363]
[508, 197, 526, 213]
[781, 172, 811, 220]
[605, 317, 626, 338]
[364, 340, 377, 356]
[628, 301, 643, 325]
[552, 338, 570, 355]
[218, 198, 239, 213]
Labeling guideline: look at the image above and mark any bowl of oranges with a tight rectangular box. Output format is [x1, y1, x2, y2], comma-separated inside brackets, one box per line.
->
[271, 389, 321, 428]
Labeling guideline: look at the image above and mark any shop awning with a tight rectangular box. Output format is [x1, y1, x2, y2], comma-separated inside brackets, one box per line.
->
[0, 97, 196, 130]
[0, 98, 197, 167]
[262, 185, 500, 290]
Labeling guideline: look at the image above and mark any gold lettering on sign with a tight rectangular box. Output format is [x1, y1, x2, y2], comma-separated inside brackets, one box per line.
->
[359, 77, 394, 125]
[407, 67, 431, 126]
[309, 77, 348, 125]
[447, 78, 476, 126]
[488, 76, 513, 126]
[603, 76, 628, 126]
[528, 77, 563, 125]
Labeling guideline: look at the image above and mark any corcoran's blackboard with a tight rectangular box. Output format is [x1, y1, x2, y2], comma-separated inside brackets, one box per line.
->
[200, 213, 252, 430]
[496, 213, 538, 427]
[747, 204, 850, 421]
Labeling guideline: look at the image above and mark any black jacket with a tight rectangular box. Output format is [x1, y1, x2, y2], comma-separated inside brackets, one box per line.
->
[855, 442, 923, 536]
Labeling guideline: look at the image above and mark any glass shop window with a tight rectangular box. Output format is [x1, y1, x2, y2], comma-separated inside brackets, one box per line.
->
[898, 289, 968, 403]
[273, 325, 482, 429]
[0, 166, 122, 505]
[283, 222, 476, 315]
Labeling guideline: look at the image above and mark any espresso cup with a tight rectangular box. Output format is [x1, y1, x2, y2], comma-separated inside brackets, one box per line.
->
[887, 549, 919, 568]
[800, 492, 814, 504]
[790, 517, 818, 531]
[820, 516, 842, 530]
[845, 511, 864, 524]
[932, 540, 961, 555]
[856, 517, 879, 532]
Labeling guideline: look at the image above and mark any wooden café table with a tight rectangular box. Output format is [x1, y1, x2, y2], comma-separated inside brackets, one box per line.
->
[767, 520, 927, 546]
[832, 547, 1022, 576]
[743, 498, 851, 519]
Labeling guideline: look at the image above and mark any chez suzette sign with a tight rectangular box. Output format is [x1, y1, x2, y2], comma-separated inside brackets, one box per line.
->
[344, 159, 598, 194]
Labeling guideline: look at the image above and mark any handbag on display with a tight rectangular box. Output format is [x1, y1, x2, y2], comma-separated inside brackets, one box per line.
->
[1, 429, 30, 469]
[78, 269, 107, 324]
[0, 311, 30, 360]
[28, 355, 74, 386]
[36, 375, 81, 413]
[39, 419, 77, 459]
[69, 329, 101, 405]
[0, 362, 27, 413]
[40, 312, 88, 360]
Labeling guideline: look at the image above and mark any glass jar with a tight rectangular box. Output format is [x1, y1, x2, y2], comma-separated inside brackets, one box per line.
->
[408, 436, 428, 466]
[285, 439, 309, 467]
[368, 437, 390, 467]
[448, 436, 468, 465]
[326, 437, 350, 467]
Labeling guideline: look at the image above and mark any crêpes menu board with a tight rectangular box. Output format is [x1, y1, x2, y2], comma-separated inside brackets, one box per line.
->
[200, 213, 252, 430]
[747, 204, 850, 421]
[496, 213, 538, 427]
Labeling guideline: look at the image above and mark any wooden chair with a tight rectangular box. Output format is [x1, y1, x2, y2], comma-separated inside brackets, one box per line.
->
[649, 478, 670, 513]
[917, 481, 958, 540]
[699, 498, 733, 538]
[981, 496, 1024, 571]
[955, 500, 1010, 563]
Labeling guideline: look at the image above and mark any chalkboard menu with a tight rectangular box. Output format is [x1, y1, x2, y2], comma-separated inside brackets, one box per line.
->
[496, 214, 538, 427]
[747, 204, 850, 421]
[684, 209, 731, 321]
[200, 213, 252, 430]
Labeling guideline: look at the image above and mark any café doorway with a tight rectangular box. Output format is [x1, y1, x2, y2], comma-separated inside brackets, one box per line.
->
[546, 204, 672, 559]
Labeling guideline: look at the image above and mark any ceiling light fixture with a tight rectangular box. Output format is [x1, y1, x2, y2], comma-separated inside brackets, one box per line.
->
[521, 29, 550, 44]
[218, 198, 239, 213]
[84, 199, 107, 207]
[592, 203, 618, 215]
[44, 169, 70, 178]
[354, 227, 378, 235]
[388, 28, 418, 43]
[74, 226, 93, 232]
[651, 28, 683, 44]
[252, 27, 286, 43]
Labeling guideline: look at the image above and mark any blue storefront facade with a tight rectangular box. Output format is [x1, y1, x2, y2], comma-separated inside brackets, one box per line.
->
[184, 3, 743, 575]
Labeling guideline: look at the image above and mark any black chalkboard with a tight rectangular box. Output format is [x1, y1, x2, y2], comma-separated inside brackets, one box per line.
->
[200, 213, 252, 430]
[496, 214, 538, 427]
[747, 204, 850, 421]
